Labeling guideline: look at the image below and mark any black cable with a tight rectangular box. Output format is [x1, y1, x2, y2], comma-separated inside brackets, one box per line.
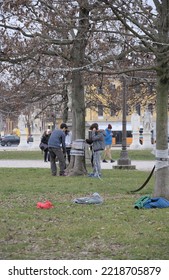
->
[129, 165, 155, 193]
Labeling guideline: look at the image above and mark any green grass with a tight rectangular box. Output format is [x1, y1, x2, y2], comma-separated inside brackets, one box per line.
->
[111, 149, 155, 160]
[0, 150, 43, 160]
[0, 149, 155, 160]
[0, 167, 168, 260]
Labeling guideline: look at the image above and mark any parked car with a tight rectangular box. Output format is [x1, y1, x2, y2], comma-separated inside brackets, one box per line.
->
[0, 135, 20, 146]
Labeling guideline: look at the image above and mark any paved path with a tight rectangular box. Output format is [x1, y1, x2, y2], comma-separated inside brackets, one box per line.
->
[0, 159, 155, 171]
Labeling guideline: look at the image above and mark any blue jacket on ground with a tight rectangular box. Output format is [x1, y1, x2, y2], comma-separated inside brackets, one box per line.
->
[104, 127, 113, 145]
[48, 129, 66, 152]
[143, 197, 169, 208]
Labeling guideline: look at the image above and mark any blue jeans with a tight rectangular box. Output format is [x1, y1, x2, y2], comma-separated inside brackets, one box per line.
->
[93, 150, 101, 175]
[48, 147, 66, 175]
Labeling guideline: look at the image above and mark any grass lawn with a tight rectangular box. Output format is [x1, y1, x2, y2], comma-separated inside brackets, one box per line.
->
[0, 149, 155, 160]
[0, 150, 43, 160]
[0, 165, 169, 260]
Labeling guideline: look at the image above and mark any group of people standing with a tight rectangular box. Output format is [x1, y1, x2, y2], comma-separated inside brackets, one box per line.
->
[40, 122, 114, 178]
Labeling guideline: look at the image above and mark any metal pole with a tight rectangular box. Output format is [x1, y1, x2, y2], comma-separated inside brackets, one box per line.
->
[117, 76, 131, 166]
[122, 77, 127, 151]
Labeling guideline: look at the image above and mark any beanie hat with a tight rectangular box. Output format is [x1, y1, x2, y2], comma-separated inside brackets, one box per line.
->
[108, 124, 112, 129]
[90, 123, 98, 130]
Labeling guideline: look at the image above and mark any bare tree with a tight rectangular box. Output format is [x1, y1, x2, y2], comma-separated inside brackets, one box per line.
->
[0, 0, 168, 195]
[99, 0, 169, 198]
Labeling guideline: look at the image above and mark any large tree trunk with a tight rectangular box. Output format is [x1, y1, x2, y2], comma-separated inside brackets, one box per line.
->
[153, 0, 169, 198]
[67, 71, 87, 176]
[66, 2, 89, 176]
[153, 68, 169, 199]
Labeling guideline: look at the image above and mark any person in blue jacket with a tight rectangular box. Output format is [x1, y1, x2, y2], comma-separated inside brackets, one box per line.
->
[102, 124, 115, 163]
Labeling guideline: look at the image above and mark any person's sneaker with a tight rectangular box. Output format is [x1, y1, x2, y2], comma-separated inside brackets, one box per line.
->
[93, 174, 100, 178]
[88, 173, 94, 177]
[52, 173, 56, 176]
[110, 159, 115, 163]
[60, 173, 67, 176]
[89, 173, 100, 178]
[102, 159, 108, 163]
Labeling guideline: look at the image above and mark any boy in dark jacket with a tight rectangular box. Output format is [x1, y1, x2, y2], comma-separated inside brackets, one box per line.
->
[88, 123, 106, 178]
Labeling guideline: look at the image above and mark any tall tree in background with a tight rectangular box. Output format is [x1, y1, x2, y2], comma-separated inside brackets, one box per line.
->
[100, 0, 169, 198]
[0, 0, 121, 175]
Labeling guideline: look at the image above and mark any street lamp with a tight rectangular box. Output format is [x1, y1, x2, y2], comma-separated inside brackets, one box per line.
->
[114, 76, 135, 169]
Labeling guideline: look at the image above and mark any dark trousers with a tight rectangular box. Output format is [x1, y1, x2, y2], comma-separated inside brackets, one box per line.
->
[48, 147, 66, 176]
[66, 147, 71, 163]
[44, 148, 50, 162]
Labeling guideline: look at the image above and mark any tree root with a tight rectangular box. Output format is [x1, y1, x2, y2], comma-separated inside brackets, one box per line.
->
[66, 169, 87, 176]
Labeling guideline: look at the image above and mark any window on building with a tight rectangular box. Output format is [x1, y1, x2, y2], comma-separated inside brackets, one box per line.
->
[98, 87, 103, 94]
[148, 103, 153, 114]
[110, 104, 116, 116]
[136, 103, 141, 115]
[98, 104, 103, 117]
[109, 83, 116, 92]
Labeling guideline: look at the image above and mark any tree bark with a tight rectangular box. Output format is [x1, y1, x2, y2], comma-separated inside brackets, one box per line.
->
[153, 57, 169, 198]
[66, 3, 90, 176]
[153, 0, 169, 198]
[67, 71, 87, 176]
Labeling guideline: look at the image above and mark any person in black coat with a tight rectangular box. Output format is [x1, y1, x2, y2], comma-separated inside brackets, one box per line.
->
[40, 130, 51, 162]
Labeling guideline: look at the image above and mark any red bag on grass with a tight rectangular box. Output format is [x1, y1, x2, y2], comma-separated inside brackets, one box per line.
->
[37, 200, 54, 209]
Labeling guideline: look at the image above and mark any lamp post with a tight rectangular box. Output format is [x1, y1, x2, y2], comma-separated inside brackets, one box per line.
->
[114, 76, 135, 169]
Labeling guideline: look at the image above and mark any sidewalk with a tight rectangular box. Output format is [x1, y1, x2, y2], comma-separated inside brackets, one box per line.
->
[0, 159, 155, 171]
